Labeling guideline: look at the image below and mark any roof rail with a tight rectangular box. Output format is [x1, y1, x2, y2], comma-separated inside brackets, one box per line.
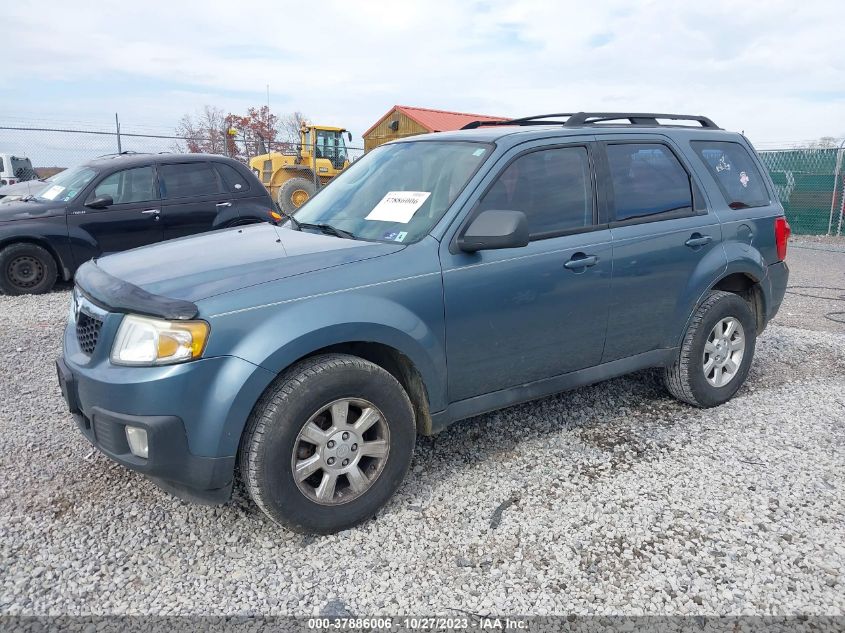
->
[461, 112, 720, 130]
[94, 150, 149, 159]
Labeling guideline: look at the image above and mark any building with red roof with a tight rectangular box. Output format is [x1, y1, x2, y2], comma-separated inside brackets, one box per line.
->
[363, 105, 507, 152]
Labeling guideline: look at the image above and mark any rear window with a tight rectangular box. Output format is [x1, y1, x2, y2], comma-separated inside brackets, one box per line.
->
[159, 162, 223, 199]
[692, 141, 769, 209]
[606, 143, 693, 221]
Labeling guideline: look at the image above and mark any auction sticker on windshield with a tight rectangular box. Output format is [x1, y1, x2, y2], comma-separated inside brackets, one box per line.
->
[365, 191, 431, 223]
[40, 185, 66, 201]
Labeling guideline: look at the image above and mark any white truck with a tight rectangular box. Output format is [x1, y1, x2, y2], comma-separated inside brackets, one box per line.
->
[0, 153, 37, 186]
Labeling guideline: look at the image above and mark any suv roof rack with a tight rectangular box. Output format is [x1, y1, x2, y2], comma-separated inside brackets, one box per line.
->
[461, 112, 720, 130]
[94, 150, 150, 159]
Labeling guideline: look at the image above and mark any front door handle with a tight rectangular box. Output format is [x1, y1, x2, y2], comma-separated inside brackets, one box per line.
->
[140, 209, 159, 214]
[564, 254, 598, 270]
[216, 202, 232, 208]
[685, 234, 712, 248]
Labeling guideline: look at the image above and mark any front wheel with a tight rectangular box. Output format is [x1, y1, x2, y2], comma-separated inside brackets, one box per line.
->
[239, 354, 416, 534]
[0, 242, 58, 295]
[664, 290, 757, 407]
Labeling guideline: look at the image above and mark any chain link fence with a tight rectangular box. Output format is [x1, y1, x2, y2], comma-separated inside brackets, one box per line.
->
[758, 147, 844, 235]
[0, 123, 364, 183]
[1, 121, 842, 235]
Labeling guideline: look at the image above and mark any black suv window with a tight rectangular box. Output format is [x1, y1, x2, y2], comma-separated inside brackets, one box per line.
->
[478, 147, 594, 237]
[692, 141, 769, 209]
[92, 166, 157, 204]
[214, 162, 250, 193]
[159, 162, 222, 199]
[606, 144, 692, 221]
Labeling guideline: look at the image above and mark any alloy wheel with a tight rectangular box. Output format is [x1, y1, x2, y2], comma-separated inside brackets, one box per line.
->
[291, 398, 390, 505]
[703, 316, 745, 387]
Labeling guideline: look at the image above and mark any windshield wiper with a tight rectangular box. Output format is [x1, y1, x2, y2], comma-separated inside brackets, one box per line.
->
[298, 222, 357, 240]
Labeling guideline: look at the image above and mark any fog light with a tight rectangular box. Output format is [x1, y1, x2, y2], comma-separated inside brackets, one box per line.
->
[125, 426, 148, 458]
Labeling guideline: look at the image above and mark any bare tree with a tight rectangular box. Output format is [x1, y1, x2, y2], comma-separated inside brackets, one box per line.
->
[804, 136, 842, 149]
[174, 105, 228, 154]
[276, 111, 309, 150]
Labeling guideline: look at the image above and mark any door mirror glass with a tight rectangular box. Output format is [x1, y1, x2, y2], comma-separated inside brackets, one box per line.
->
[458, 209, 529, 252]
[85, 195, 114, 209]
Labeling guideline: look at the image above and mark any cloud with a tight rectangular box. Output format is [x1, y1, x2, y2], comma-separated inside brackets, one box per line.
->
[2, 0, 844, 152]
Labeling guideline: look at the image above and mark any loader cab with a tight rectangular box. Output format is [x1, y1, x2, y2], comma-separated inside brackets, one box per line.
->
[302, 125, 351, 171]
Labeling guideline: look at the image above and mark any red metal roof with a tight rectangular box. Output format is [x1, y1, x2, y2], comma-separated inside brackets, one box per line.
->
[363, 105, 508, 138]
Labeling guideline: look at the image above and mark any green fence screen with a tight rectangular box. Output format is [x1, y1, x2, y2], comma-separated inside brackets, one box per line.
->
[758, 148, 843, 235]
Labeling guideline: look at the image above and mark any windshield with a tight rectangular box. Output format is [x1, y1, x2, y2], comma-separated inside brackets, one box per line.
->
[292, 141, 492, 243]
[34, 166, 98, 203]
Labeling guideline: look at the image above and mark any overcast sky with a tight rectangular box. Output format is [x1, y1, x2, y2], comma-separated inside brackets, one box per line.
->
[2, 0, 843, 162]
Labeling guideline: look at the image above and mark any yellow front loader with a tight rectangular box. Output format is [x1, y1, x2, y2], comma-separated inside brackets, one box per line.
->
[249, 123, 352, 213]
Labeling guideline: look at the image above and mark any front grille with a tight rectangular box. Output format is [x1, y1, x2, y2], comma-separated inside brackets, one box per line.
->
[76, 311, 103, 354]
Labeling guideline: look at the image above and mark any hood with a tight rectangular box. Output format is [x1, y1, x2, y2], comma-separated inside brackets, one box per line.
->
[96, 223, 405, 302]
[0, 179, 46, 197]
[0, 198, 66, 221]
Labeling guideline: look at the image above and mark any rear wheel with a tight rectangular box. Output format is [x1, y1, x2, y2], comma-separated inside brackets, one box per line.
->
[277, 177, 316, 215]
[239, 353, 416, 534]
[664, 290, 756, 407]
[0, 242, 58, 295]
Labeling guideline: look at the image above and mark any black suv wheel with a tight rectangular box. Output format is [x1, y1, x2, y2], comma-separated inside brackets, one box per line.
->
[0, 243, 58, 295]
[239, 353, 416, 534]
[664, 290, 757, 407]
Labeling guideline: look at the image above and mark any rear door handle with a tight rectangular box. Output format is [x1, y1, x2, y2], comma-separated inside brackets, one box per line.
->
[216, 202, 232, 207]
[564, 254, 598, 270]
[140, 209, 159, 214]
[685, 234, 712, 248]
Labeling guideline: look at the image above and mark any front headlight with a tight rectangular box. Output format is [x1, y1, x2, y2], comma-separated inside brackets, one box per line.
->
[111, 315, 209, 366]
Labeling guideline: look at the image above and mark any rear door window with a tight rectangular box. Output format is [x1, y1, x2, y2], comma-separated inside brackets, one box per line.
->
[692, 141, 770, 209]
[159, 162, 223, 199]
[606, 143, 693, 221]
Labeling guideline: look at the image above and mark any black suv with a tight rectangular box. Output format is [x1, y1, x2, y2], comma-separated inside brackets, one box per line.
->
[0, 153, 274, 294]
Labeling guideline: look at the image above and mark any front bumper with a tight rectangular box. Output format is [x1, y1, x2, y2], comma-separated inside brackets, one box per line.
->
[58, 313, 275, 504]
[57, 356, 237, 503]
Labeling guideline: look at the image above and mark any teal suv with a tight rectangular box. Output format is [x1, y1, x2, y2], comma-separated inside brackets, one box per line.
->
[57, 112, 790, 533]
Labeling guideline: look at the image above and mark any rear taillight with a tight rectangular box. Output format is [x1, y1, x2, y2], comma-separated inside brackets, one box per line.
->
[775, 217, 791, 261]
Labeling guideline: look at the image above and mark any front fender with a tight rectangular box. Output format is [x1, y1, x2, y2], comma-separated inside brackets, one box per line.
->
[205, 289, 447, 413]
[0, 219, 74, 279]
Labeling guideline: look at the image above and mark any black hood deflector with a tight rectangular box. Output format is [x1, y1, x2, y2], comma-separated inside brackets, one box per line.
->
[75, 260, 199, 320]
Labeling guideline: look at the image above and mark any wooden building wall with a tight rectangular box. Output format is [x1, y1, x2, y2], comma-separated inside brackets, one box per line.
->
[363, 111, 429, 152]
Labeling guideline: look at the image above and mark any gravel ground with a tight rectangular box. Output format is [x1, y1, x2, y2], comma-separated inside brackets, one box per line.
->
[1, 239, 844, 617]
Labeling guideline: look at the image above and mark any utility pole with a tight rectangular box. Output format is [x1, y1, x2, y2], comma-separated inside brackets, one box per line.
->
[115, 113, 122, 153]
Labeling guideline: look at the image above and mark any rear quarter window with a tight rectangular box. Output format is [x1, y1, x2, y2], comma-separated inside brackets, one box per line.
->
[692, 141, 770, 209]
[214, 162, 251, 193]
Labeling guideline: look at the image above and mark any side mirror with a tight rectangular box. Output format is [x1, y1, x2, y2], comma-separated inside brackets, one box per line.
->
[86, 195, 113, 209]
[347, 131, 352, 142]
[457, 209, 529, 253]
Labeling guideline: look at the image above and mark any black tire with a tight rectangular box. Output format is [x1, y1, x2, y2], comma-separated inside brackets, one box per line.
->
[239, 353, 416, 534]
[277, 176, 316, 215]
[664, 290, 757, 407]
[0, 242, 58, 295]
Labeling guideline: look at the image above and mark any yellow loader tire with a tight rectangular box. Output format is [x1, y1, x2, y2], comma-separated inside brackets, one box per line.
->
[278, 177, 316, 214]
